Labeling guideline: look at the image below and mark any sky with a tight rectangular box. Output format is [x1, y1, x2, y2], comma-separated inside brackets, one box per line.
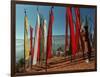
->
[16, 4, 96, 39]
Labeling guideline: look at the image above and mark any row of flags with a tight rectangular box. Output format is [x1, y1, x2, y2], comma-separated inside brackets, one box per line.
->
[23, 6, 93, 70]
[65, 7, 81, 58]
[65, 7, 93, 61]
[24, 7, 54, 69]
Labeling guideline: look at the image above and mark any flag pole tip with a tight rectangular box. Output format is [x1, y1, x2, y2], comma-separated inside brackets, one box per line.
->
[24, 9, 27, 16]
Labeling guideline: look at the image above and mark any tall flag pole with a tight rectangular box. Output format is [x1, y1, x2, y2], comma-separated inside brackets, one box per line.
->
[33, 7, 40, 65]
[24, 9, 30, 70]
[37, 7, 41, 64]
[80, 22, 85, 59]
[30, 26, 34, 68]
[67, 7, 76, 59]
[75, 8, 85, 59]
[40, 15, 47, 65]
[74, 7, 81, 54]
[65, 8, 69, 57]
[40, 14, 45, 65]
[46, 6, 54, 71]
[43, 19, 47, 62]
[84, 16, 92, 61]
[77, 10, 85, 59]
[38, 24, 41, 64]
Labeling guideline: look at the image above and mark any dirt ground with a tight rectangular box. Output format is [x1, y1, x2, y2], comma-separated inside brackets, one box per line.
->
[16, 55, 96, 75]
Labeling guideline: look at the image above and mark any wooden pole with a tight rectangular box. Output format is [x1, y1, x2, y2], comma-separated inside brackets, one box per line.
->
[24, 10, 26, 71]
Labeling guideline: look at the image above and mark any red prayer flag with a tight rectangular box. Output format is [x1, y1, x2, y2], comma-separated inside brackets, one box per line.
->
[74, 7, 81, 52]
[46, 7, 54, 64]
[37, 27, 41, 62]
[67, 7, 76, 57]
[30, 26, 34, 63]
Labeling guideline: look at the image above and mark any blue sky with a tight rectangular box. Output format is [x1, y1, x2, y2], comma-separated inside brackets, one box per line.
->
[16, 4, 96, 39]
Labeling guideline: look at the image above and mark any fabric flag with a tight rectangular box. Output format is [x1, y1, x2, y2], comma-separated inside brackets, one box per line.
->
[37, 26, 41, 63]
[24, 11, 30, 61]
[67, 7, 76, 57]
[74, 7, 81, 53]
[40, 14, 45, 62]
[46, 7, 54, 64]
[30, 26, 34, 65]
[40, 14, 47, 62]
[43, 19, 47, 60]
[33, 12, 40, 65]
